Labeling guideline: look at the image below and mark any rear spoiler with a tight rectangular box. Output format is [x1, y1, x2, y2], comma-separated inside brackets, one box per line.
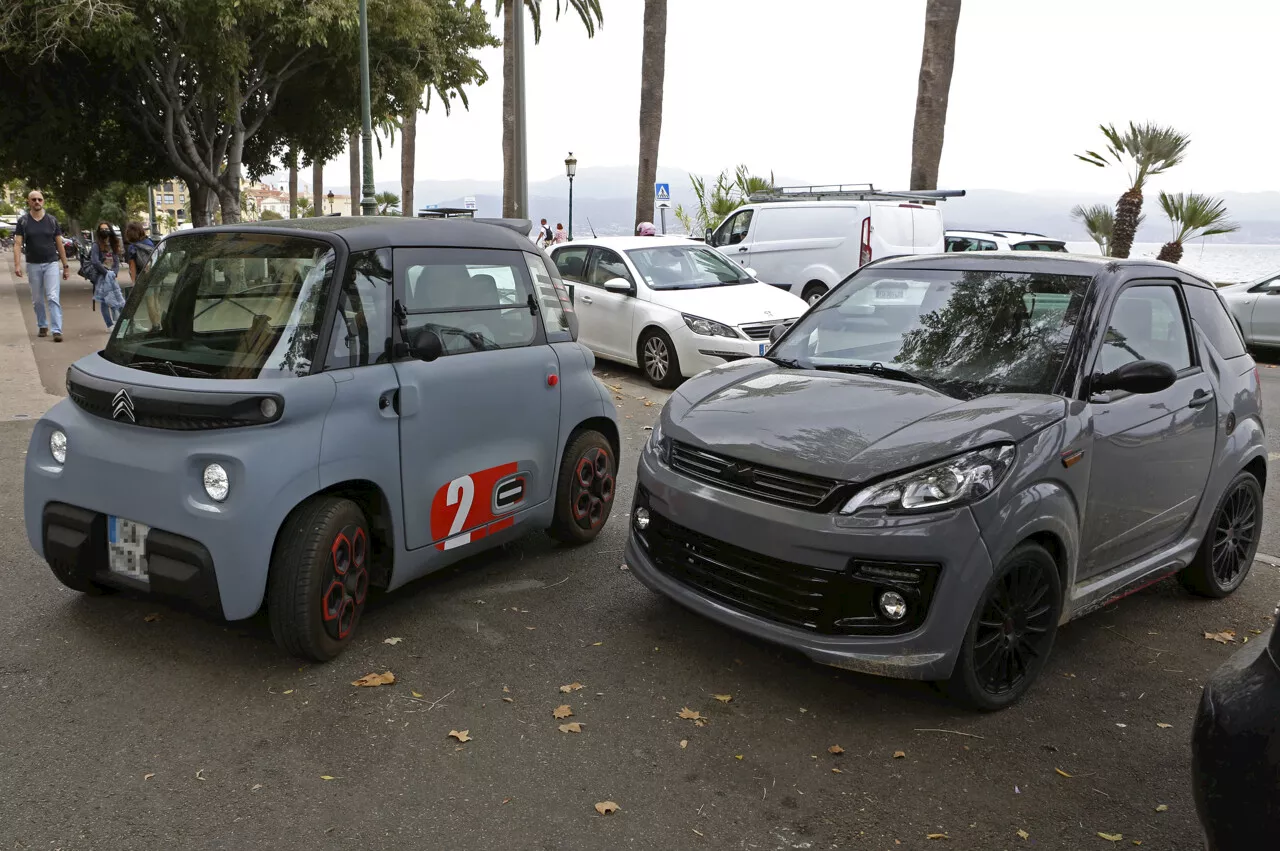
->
[473, 218, 534, 237]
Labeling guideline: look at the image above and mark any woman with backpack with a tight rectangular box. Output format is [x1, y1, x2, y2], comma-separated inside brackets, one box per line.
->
[87, 221, 127, 330]
[124, 221, 155, 283]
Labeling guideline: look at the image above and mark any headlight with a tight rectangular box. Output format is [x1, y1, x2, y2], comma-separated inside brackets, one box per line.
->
[841, 444, 1015, 515]
[682, 314, 739, 338]
[202, 463, 230, 502]
[648, 416, 669, 461]
[50, 430, 67, 464]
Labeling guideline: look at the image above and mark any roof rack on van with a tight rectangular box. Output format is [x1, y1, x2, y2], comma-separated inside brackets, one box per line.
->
[747, 184, 966, 203]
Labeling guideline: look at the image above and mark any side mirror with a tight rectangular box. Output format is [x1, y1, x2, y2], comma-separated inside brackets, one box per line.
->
[1092, 359, 1176, 395]
[603, 277, 632, 294]
[411, 328, 444, 363]
[703, 227, 715, 246]
[744, 267, 759, 279]
[768, 323, 788, 344]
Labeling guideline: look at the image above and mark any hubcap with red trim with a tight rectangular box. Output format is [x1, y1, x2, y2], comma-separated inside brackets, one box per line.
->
[571, 447, 615, 531]
[321, 524, 369, 641]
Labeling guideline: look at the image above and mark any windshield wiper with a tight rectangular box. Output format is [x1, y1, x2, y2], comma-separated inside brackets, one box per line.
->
[128, 357, 215, 378]
[762, 355, 806, 370]
[812, 361, 939, 391]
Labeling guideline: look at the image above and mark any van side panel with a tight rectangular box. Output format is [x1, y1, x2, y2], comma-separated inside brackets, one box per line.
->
[740, 204, 863, 293]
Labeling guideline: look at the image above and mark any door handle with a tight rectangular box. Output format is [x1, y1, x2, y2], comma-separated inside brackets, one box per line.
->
[737, 247, 748, 253]
[580, 295, 593, 304]
[1188, 389, 1211, 409]
[379, 390, 399, 414]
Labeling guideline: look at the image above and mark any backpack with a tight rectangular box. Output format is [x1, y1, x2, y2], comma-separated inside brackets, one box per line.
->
[131, 239, 155, 273]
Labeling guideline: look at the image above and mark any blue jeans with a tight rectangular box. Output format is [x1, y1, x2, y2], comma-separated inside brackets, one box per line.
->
[27, 262, 63, 334]
[99, 299, 119, 328]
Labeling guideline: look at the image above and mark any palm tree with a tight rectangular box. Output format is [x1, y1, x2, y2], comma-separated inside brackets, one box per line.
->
[673, 165, 773, 236]
[375, 192, 401, 215]
[495, 0, 603, 217]
[633, 0, 667, 232]
[1071, 203, 1115, 255]
[909, 0, 962, 191]
[1076, 122, 1191, 259]
[1155, 192, 1239, 263]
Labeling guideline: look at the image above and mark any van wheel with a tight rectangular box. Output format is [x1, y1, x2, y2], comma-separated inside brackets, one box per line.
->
[268, 496, 371, 662]
[941, 542, 1062, 711]
[1179, 471, 1261, 598]
[640, 329, 682, 388]
[801, 282, 828, 305]
[548, 430, 616, 545]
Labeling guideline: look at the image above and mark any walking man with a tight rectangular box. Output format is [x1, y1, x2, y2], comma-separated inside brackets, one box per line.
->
[13, 189, 69, 342]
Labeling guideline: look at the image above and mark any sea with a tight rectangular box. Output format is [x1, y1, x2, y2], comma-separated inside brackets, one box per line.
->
[1065, 242, 1280, 285]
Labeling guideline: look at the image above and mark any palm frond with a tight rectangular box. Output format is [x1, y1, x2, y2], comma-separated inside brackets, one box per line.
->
[1159, 191, 1239, 244]
[556, 0, 603, 36]
[1079, 121, 1191, 190]
[1071, 202, 1114, 254]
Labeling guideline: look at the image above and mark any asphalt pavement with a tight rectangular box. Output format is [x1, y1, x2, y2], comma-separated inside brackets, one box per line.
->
[4, 268, 1280, 849]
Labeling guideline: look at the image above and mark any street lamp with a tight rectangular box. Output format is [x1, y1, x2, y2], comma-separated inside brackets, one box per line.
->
[327, 190, 334, 214]
[358, 0, 377, 217]
[565, 152, 577, 241]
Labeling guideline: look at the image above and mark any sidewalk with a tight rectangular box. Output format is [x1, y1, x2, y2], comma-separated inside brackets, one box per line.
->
[0, 261, 109, 420]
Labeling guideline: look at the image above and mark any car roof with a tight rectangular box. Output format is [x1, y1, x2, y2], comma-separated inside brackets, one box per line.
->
[549, 235, 705, 252]
[188, 216, 537, 253]
[946, 229, 1063, 241]
[867, 251, 1216, 287]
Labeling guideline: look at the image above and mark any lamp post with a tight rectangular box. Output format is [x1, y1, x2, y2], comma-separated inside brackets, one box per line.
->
[565, 152, 577, 241]
[327, 190, 335, 214]
[358, 0, 377, 217]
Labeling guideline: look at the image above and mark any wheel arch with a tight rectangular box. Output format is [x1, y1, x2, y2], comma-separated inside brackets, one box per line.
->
[272, 480, 397, 591]
[567, 416, 620, 465]
[1243, 453, 1267, 492]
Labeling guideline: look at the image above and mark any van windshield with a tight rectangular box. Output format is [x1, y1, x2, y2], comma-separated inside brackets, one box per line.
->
[626, 245, 750, 289]
[102, 232, 336, 379]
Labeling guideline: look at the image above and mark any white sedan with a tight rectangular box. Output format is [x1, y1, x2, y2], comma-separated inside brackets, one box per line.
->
[1219, 269, 1280, 346]
[548, 236, 808, 387]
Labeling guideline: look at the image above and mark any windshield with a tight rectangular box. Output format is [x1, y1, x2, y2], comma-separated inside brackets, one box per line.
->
[625, 245, 750, 290]
[770, 268, 1093, 399]
[103, 232, 336, 379]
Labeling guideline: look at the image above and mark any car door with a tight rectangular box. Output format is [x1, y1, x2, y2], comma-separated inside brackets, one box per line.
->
[392, 247, 562, 553]
[711, 209, 755, 271]
[1079, 280, 1217, 577]
[1242, 275, 1280, 344]
[550, 244, 599, 349]
[581, 247, 639, 362]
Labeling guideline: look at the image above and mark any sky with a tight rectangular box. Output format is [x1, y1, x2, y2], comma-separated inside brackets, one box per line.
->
[313, 0, 1279, 196]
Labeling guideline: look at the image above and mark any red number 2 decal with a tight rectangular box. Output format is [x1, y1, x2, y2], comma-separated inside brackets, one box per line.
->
[431, 462, 523, 551]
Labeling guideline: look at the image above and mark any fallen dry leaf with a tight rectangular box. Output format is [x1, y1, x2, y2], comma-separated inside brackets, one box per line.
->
[1156, 722, 1173, 729]
[525, 626, 536, 631]
[712, 694, 733, 703]
[828, 745, 845, 755]
[251, 784, 262, 791]
[383, 637, 403, 645]
[831, 767, 843, 774]
[680, 740, 688, 749]
[927, 834, 948, 840]
[448, 730, 472, 743]
[1098, 833, 1122, 842]
[559, 682, 584, 693]
[1017, 829, 1029, 840]
[1155, 804, 1168, 812]
[283, 689, 294, 695]
[195, 769, 205, 781]
[144, 773, 155, 781]
[1055, 768, 1073, 778]
[893, 750, 906, 759]
[644, 401, 654, 407]
[558, 722, 583, 734]
[734, 754, 743, 760]
[144, 613, 161, 622]
[678, 707, 705, 723]
[594, 801, 620, 815]
[1204, 630, 1237, 645]
[412, 691, 424, 698]
[351, 671, 396, 687]
[591, 641, 603, 646]
[553, 705, 574, 720]
[694, 718, 707, 727]
[502, 697, 514, 703]
[320, 775, 336, 781]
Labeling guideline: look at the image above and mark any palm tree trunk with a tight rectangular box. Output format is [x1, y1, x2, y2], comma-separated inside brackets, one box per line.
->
[501, 0, 517, 218]
[1156, 241, 1183, 263]
[349, 130, 360, 216]
[634, 0, 667, 232]
[1112, 187, 1142, 259]
[288, 150, 298, 219]
[909, 0, 962, 191]
[401, 109, 416, 218]
[312, 159, 324, 217]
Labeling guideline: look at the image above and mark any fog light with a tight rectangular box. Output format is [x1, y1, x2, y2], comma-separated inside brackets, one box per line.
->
[878, 590, 907, 621]
[50, 430, 67, 464]
[634, 507, 650, 530]
[203, 463, 230, 502]
[260, 397, 280, 419]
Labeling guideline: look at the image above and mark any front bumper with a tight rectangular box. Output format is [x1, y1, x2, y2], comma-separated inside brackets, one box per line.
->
[625, 445, 994, 681]
[674, 332, 772, 377]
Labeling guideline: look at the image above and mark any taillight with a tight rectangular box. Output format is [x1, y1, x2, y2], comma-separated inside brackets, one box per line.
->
[859, 217, 872, 266]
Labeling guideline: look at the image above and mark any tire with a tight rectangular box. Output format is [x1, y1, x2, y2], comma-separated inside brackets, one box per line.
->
[268, 496, 371, 662]
[639, 328, 682, 389]
[47, 558, 113, 595]
[801, 282, 828, 305]
[547, 430, 617, 545]
[942, 542, 1062, 711]
[1178, 471, 1262, 599]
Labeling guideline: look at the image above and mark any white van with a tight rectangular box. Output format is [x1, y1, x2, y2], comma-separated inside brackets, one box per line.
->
[707, 198, 948, 305]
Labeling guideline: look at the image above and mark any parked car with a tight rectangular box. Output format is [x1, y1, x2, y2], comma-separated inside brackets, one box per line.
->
[706, 200, 946, 305]
[1218, 269, 1280, 347]
[24, 216, 620, 661]
[1192, 605, 1280, 850]
[548, 236, 808, 388]
[945, 230, 1068, 253]
[626, 252, 1265, 709]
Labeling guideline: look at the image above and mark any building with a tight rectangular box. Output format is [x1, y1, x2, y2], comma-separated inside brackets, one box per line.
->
[150, 180, 190, 232]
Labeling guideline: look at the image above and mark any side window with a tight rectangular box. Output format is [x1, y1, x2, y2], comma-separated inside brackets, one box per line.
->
[552, 246, 590, 283]
[524, 252, 575, 342]
[1185, 285, 1248, 360]
[979, 240, 998, 251]
[586, 249, 633, 288]
[1249, 275, 1280, 294]
[726, 209, 753, 245]
[399, 248, 538, 356]
[1098, 285, 1193, 376]
[325, 249, 391, 370]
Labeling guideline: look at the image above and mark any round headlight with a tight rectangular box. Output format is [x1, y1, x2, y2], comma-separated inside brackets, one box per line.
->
[878, 590, 908, 621]
[50, 430, 67, 464]
[202, 463, 230, 502]
[260, 397, 279, 420]
[634, 507, 651, 531]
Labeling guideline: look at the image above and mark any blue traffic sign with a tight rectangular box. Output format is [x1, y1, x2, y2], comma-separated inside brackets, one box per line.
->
[654, 183, 670, 201]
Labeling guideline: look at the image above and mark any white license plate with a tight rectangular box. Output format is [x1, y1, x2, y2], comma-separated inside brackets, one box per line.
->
[758, 343, 767, 355]
[877, 287, 906, 301]
[107, 516, 150, 580]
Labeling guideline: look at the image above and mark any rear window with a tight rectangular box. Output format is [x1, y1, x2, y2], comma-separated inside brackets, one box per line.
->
[1185, 285, 1248, 359]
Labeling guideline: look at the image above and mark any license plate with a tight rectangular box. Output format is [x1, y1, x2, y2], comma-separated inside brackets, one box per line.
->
[758, 343, 767, 355]
[877, 287, 906, 301]
[107, 516, 150, 580]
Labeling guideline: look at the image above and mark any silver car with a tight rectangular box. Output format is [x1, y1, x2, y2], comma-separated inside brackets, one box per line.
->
[625, 253, 1266, 710]
[1219, 269, 1280, 346]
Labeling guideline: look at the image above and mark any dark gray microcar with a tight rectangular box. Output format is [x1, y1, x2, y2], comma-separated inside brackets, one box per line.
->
[626, 253, 1266, 709]
[24, 217, 620, 660]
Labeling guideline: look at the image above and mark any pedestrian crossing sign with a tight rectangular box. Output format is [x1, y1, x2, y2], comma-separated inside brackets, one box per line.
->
[654, 183, 670, 202]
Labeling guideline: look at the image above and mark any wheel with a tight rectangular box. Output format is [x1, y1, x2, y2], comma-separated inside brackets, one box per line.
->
[547, 431, 617, 545]
[1179, 471, 1262, 598]
[942, 542, 1062, 711]
[267, 496, 371, 662]
[47, 558, 113, 595]
[639, 328, 682, 389]
[801, 282, 828, 305]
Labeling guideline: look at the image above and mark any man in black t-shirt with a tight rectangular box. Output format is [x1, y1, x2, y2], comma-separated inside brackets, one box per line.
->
[12, 189, 69, 341]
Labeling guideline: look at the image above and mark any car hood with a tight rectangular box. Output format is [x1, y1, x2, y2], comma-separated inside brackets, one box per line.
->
[647, 283, 808, 326]
[665, 361, 1066, 482]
